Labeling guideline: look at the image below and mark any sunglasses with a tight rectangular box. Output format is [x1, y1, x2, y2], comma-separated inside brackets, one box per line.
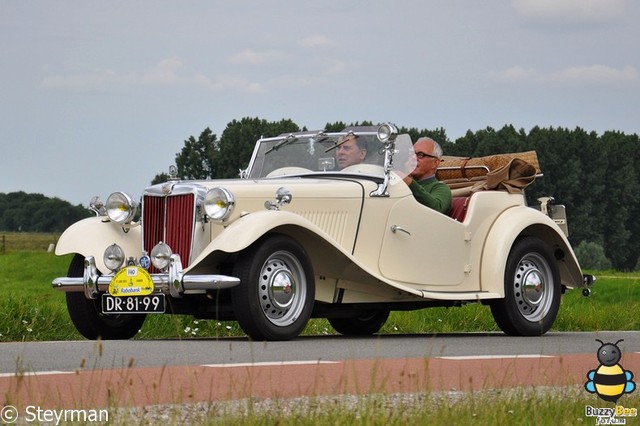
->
[414, 151, 439, 160]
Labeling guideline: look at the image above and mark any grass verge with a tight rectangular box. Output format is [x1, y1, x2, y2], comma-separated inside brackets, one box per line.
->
[0, 252, 639, 341]
[109, 387, 640, 425]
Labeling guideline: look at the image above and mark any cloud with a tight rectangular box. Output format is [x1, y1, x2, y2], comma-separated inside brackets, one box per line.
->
[490, 64, 638, 85]
[142, 57, 183, 85]
[512, 0, 625, 25]
[551, 65, 638, 84]
[41, 58, 185, 91]
[491, 66, 537, 82]
[322, 59, 346, 76]
[193, 73, 267, 94]
[40, 52, 344, 95]
[41, 68, 121, 90]
[228, 49, 289, 66]
[298, 35, 332, 48]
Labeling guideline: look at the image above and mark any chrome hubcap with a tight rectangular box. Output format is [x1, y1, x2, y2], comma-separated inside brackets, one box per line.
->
[513, 253, 553, 321]
[258, 251, 306, 326]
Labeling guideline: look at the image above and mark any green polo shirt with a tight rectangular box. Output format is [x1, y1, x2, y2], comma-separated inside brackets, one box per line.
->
[407, 176, 452, 214]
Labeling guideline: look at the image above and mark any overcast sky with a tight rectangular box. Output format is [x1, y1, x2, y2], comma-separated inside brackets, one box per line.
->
[1, 0, 638, 206]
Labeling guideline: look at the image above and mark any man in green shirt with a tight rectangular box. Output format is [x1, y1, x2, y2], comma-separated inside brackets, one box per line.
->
[402, 137, 452, 214]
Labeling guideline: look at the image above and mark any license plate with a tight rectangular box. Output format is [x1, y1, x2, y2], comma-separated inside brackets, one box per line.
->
[101, 294, 165, 314]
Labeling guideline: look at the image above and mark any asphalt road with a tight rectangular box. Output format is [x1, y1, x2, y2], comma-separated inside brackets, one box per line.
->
[2, 331, 639, 374]
[1, 331, 639, 411]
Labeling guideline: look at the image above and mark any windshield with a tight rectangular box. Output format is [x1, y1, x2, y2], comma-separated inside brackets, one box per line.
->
[246, 130, 416, 179]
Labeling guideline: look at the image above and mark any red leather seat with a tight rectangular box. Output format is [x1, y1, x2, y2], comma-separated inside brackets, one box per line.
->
[449, 196, 470, 222]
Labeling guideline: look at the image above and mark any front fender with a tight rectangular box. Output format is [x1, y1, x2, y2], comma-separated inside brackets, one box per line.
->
[187, 210, 425, 298]
[55, 217, 141, 274]
[480, 206, 583, 295]
[187, 210, 339, 270]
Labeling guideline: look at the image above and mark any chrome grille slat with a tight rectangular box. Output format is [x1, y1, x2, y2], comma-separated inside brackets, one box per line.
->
[143, 193, 195, 273]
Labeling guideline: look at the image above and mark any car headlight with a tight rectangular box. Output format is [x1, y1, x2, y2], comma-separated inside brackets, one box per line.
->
[204, 187, 235, 222]
[103, 243, 125, 272]
[377, 123, 398, 143]
[150, 242, 172, 270]
[106, 192, 138, 224]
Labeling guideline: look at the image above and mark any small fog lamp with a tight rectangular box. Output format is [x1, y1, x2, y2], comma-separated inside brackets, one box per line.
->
[150, 242, 172, 271]
[103, 244, 125, 272]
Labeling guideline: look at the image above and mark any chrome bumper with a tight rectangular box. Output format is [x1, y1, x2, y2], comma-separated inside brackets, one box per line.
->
[51, 255, 240, 299]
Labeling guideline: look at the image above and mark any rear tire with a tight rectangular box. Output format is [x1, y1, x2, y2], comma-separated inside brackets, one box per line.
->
[66, 254, 146, 340]
[490, 237, 561, 336]
[329, 310, 390, 336]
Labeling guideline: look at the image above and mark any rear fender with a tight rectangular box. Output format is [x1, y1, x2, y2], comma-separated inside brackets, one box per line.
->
[480, 207, 583, 296]
[55, 217, 142, 274]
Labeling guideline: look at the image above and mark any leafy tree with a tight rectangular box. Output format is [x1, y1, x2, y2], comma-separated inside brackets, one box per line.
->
[574, 241, 612, 270]
[151, 172, 169, 185]
[149, 117, 640, 271]
[175, 127, 218, 179]
[215, 117, 300, 178]
[323, 121, 348, 132]
[600, 131, 640, 270]
[0, 192, 91, 232]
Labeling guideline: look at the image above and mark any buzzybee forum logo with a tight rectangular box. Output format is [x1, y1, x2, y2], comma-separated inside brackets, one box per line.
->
[584, 339, 637, 424]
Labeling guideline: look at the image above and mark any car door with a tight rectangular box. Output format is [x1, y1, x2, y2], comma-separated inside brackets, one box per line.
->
[378, 196, 470, 288]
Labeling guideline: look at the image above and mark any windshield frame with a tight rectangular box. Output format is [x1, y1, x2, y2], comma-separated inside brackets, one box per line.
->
[243, 124, 415, 197]
[245, 129, 384, 177]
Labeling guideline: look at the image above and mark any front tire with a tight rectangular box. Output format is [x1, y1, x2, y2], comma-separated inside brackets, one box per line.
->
[231, 234, 315, 341]
[490, 237, 561, 336]
[66, 254, 146, 340]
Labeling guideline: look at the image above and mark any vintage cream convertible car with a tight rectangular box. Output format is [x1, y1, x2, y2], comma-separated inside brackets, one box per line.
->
[52, 123, 594, 341]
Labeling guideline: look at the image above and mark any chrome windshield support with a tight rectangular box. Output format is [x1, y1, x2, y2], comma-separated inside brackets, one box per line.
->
[370, 123, 399, 198]
[370, 141, 395, 197]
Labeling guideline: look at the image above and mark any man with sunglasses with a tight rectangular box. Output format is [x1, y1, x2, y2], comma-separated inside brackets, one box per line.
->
[402, 137, 452, 214]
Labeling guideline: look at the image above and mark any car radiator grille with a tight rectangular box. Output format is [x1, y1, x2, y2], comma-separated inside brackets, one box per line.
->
[143, 193, 195, 273]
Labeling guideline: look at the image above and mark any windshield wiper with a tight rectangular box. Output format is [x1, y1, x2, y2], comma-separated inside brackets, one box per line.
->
[324, 131, 356, 153]
[265, 134, 298, 155]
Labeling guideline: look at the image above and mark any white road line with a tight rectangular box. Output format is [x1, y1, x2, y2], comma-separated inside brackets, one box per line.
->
[0, 371, 73, 378]
[437, 355, 555, 360]
[202, 360, 339, 368]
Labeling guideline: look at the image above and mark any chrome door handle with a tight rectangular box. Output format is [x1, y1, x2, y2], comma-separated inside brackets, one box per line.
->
[390, 225, 411, 236]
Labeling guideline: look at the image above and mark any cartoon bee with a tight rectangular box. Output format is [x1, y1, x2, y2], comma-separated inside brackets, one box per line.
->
[585, 339, 636, 403]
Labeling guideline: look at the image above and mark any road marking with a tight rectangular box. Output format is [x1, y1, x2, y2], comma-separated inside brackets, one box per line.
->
[0, 370, 73, 378]
[437, 355, 554, 360]
[202, 360, 339, 368]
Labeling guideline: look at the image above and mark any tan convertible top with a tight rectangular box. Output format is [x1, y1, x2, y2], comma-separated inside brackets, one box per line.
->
[438, 151, 541, 195]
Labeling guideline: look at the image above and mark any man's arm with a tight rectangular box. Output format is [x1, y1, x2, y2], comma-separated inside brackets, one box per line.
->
[407, 178, 452, 214]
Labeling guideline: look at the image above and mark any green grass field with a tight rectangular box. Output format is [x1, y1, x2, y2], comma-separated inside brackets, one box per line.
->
[0, 249, 638, 342]
[1, 239, 639, 425]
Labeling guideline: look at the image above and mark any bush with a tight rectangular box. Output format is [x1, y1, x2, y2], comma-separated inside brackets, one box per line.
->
[574, 241, 612, 270]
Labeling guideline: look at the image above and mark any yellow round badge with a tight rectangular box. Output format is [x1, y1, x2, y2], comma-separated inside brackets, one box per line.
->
[109, 266, 154, 296]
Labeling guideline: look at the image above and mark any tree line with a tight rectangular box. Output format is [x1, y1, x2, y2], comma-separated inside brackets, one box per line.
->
[0, 192, 90, 233]
[2, 117, 637, 270]
[157, 117, 639, 271]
